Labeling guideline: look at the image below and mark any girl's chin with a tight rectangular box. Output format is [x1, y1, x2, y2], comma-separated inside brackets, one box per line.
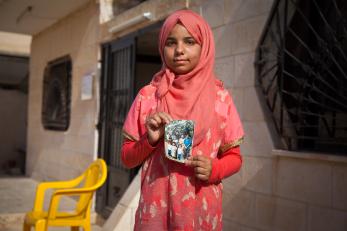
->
[172, 66, 192, 74]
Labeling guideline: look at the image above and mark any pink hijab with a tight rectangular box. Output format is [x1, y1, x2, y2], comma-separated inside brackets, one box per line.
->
[151, 10, 218, 145]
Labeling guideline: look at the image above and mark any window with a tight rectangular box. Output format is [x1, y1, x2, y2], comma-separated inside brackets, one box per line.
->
[256, 0, 347, 154]
[41, 56, 72, 131]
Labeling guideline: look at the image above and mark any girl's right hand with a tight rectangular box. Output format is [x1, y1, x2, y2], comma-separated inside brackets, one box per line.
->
[145, 112, 173, 146]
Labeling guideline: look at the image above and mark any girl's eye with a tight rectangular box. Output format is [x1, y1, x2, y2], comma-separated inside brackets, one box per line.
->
[185, 39, 196, 45]
[165, 40, 176, 46]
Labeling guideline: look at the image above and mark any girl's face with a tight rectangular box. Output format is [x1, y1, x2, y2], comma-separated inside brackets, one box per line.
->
[163, 24, 202, 75]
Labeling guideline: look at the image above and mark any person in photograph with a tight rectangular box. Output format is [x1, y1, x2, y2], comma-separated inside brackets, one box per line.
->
[183, 134, 192, 159]
[121, 10, 244, 230]
[178, 134, 184, 146]
[176, 143, 184, 160]
[169, 141, 177, 158]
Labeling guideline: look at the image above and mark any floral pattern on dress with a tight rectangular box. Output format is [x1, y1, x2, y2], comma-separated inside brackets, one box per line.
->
[123, 82, 244, 231]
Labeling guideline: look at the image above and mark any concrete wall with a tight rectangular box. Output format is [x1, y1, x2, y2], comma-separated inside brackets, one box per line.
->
[27, 1, 100, 181]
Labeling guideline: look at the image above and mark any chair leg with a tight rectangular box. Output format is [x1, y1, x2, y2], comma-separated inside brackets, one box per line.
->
[23, 222, 31, 231]
[34, 220, 46, 231]
[71, 227, 79, 231]
[83, 223, 91, 231]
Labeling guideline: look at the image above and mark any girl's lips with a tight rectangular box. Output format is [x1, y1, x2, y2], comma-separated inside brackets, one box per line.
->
[174, 59, 188, 64]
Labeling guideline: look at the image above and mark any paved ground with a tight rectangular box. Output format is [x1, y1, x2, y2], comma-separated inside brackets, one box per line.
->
[0, 177, 102, 231]
[2, 225, 102, 231]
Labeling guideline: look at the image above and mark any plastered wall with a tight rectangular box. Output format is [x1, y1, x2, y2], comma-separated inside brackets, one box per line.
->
[27, 1, 99, 181]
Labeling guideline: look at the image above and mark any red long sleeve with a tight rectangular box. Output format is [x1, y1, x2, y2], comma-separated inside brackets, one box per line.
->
[121, 134, 157, 168]
[208, 146, 242, 183]
[122, 136, 242, 182]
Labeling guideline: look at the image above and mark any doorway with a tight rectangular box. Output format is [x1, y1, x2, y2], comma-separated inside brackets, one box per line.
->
[0, 54, 29, 176]
[96, 23, 161, 217]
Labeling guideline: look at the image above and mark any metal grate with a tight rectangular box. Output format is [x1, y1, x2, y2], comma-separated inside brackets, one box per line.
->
[255, 0, 347, 154]
[97, 37, 136, 215]
[41, 56, 72, 131]
[109, 45, 134, 170]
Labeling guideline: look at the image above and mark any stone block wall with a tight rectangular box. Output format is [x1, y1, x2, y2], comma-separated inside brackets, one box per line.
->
[27, 1, 100, 181]
[199, 1, 347, 230]
[102, 1, 347, 230]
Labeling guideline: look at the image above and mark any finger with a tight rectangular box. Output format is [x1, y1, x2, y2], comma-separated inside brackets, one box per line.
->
[157, 112, 172, 124]
[185, 160, 192, 166]
[184, 156, 194, 165]
[147, 117, 160, 128]
[149, 114, 168, 128]
[195, 173, 209, 181]
[192, 155, 209, 162]
[186, 159, 205, 167]
[185, 159, 201, 167]
[194, 167, 208, 175]
[162, 112, 173, 122]
[192, 156, 212, 168]
[151, 114, 164, 124]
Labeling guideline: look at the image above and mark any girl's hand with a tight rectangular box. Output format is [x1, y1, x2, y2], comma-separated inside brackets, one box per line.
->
[145, 112, 173, 146]
[185, 155, 212, 181]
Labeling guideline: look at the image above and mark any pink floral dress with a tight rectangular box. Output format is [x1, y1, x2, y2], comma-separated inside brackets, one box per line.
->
[122, 82, 244, 231]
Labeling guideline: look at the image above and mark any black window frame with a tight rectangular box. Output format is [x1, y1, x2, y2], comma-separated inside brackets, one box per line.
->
[41, 55, 72, 131]
[255, 0, 347, 154]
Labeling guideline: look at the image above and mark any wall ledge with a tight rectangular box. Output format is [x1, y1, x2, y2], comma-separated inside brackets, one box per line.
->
[272, 149, 347, 164]
[105, 0, 188, 35]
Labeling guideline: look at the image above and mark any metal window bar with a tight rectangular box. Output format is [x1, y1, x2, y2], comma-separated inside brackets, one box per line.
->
[255, 0, 347, 154]
[110, 46, 134, 171]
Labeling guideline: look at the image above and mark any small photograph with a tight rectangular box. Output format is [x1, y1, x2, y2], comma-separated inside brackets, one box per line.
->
[164, 120, 194, 163]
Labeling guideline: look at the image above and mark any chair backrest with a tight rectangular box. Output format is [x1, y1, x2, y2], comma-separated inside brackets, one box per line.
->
[75, 159, 107, 215]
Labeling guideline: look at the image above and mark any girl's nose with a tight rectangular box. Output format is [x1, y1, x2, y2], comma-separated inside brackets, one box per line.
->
[175, 42, 184, 55]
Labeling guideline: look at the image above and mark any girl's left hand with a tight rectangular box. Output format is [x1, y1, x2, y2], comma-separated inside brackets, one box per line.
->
[185, 155, 212, 181]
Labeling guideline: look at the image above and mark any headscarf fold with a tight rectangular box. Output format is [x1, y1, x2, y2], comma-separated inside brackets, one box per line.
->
[151, 10, 218, 145]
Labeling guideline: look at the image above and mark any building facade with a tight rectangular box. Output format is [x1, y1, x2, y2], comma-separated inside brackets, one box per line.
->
[22, 0, 347, 230]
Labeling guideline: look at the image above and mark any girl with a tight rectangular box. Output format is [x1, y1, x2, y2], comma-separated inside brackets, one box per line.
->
[121, 10, 244, 230]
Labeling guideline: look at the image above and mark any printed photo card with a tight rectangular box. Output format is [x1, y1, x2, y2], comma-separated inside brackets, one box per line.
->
[164, 120, 194, 163]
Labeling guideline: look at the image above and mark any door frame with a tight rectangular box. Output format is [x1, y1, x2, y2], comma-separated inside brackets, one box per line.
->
[96, 21, 162, 218]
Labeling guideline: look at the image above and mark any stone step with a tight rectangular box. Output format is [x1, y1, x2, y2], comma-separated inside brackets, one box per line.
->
[0, 212, 103, 230]
[0, 213, 25, 229]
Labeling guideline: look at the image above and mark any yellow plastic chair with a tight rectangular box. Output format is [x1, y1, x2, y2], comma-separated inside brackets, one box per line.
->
[23, 159, 107, 231]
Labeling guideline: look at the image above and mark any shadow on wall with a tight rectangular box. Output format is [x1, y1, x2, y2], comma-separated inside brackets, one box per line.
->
[0, 149, 26, 176]
[222, 151, 347, 231]
[0, 90, 28, 176]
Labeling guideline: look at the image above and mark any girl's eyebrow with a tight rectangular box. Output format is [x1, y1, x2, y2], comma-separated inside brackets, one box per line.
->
[166, 36, 195, 40]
